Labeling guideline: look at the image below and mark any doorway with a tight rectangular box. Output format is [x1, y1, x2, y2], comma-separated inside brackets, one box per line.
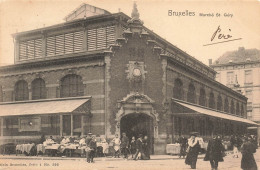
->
[120, 113, 154, 154]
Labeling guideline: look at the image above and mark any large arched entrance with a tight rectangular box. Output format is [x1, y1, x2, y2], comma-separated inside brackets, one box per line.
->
[120, 113, 154, 154]
[115, 93, 160, 154]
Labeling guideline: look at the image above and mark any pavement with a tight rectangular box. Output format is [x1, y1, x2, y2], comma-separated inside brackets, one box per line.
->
[0, 150, 259, 170]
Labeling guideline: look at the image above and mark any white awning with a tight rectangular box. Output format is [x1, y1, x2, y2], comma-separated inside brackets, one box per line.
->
[0, 97, 90, 116]
[172, 99, 258, 126]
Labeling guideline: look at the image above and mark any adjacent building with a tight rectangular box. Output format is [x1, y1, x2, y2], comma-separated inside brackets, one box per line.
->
[210, 47, 260, 142]
[0, 3, 257, 154]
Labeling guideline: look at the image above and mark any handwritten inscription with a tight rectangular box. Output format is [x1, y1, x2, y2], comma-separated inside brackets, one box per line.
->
[203, 25, 242, 46]
[211, 26, 232, 41]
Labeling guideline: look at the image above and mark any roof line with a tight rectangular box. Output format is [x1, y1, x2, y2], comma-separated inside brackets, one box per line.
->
[0, 96, 92, 105]
[171, 98, 247, 120]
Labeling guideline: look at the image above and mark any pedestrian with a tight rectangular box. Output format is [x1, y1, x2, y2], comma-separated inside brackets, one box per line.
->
[142, 135, 150, 160]
[233, 136, 239, 158]
[87, 136, 97, 163]
[241, 136, 258, 170]
[185, 132, 200, 169]
[130, 136, 136, 158]
[85, 132, 92, 160]
[133, 134, 143, 160]
[204, 135, 225, 170]
[178, 135, 187, 158]
[121, 132, 129, 159]
[112, 134, 121, 158]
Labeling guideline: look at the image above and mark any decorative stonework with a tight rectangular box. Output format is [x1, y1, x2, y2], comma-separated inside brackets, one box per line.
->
[126, 61, 147, 93]
[115, 92, 159, 138]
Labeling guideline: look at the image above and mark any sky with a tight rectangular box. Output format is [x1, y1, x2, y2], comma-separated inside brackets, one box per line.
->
[0, 0, 259, 66]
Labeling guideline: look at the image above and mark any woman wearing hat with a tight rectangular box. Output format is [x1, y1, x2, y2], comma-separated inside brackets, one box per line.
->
[240, 136, 258, 170]
[185, 132, 200, 169]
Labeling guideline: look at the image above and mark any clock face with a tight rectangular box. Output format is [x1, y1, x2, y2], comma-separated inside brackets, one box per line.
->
[133, 68, 141, 77]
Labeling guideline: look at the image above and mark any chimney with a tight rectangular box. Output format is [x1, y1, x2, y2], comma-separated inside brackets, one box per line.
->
[208, 59, 212, 65]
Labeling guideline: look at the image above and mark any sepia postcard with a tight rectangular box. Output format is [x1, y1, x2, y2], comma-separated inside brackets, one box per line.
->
[0, 0, 259, 169]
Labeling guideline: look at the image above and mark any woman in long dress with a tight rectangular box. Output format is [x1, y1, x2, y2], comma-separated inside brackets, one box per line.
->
[241, 136, 258, 170]
[185, 133, 200, 169]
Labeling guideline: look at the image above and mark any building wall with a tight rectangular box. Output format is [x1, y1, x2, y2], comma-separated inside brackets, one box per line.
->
[167, 60, 247, 117]
[0, 58, 106, 141]
[213, 62, 260, 122]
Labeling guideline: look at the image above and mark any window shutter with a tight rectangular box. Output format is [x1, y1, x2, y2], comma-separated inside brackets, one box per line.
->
[19, 42, 27, 60]
[74, 31, 83, 52]
[65, 32, 74, 53]
[106, 26, 115, 47]
[46, 36, 56, 56]
[55, 34, 65, 55]
[97, 27, 106, 49]
[87, 29, 97, 51]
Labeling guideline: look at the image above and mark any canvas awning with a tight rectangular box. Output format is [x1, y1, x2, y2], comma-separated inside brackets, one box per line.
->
[172, 99, 258, 126]
[0, 97, 90, 116]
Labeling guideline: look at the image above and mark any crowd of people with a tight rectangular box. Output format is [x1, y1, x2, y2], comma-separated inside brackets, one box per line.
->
[111, 133, 151, 160]
[176, 133, 258, 170]
[16, 132, 259, 169]
[40, 132, 152, 162]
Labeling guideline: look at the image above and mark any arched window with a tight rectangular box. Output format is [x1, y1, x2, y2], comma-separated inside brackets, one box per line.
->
[224, 97, 229, 113]
[209, 92, 215, 109]
[15, 80, 29, 101]
[236, 102, 240, 116]
[187, 83, 196, 103]
[217, 95, 223, 111]
[241, 105, 244, 117]
[231, 100, 235, 114]
[173, 79, 183, 100]
[60, 74, 84, 98]
[32, 78, 46, 100]
[199, 88, 206, 106]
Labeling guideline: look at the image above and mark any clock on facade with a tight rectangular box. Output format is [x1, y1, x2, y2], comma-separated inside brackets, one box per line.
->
[133, 68, 141, 77]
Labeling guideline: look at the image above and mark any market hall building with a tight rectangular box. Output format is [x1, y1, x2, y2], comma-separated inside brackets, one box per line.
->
[0, 4, 257, 154]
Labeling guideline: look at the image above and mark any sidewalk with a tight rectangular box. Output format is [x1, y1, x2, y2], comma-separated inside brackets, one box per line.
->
[0, 153, 206, 161]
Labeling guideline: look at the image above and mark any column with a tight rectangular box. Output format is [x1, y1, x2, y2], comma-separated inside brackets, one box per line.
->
[28, 84, 32, 100]
[171, 116, 175, 143]
[70, 114, 73, 136]
[104, 54, 112, 137]
[81, 115, 84, 136]
[60, 115, 63, 136]
[83, 28, 87, 51]
[1, 118, 3, 137]
[14, 38, 19, 63]
[42, 34, 46, 58]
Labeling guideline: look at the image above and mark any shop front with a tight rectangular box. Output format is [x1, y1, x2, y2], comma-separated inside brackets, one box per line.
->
[0, 96, 91, 145]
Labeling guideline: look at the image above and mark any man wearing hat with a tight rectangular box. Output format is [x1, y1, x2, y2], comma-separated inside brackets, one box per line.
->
[185, 132, 200, 169]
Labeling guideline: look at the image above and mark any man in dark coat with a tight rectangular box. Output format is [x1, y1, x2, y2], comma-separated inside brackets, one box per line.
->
[85, 133, 92, 160]
[241, 136, 258, 170]
[121, 132, 129, 158]
[133, 134, 143, 160]
[130, 136, 136, 158]
[178, 135, 188, 158]
[204, 135, 225, 170]
[87, 136, 97, 163]
[185, 133, 200, 169]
